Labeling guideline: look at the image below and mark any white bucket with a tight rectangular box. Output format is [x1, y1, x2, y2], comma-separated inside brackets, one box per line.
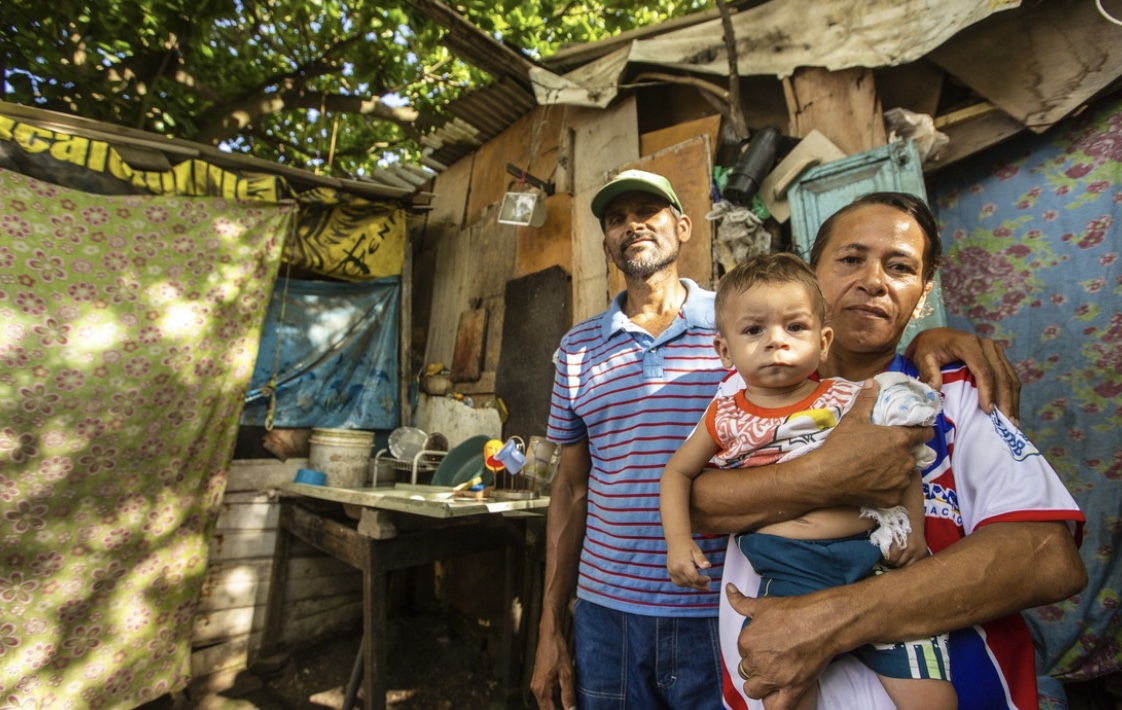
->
[308, 428, 375, 488]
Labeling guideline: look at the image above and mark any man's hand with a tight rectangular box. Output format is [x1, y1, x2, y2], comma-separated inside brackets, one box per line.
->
[530, 623, 576, 710]
[726, 584, 837, 709]
[816, 382, 934, 510]
[906, 327, 1021, 424]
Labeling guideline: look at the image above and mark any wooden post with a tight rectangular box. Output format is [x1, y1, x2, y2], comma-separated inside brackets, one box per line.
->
[360, 543, 389, 710]
[259, 512, 292, 659]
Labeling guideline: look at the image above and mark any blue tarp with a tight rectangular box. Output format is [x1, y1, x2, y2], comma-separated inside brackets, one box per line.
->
[241, 276, 400, 429]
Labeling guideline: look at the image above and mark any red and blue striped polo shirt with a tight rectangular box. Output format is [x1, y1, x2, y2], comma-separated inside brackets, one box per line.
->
[548, 278, 731, 617]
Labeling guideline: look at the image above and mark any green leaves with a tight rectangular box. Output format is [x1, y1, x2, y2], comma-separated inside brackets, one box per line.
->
[3, 0, 711, 174]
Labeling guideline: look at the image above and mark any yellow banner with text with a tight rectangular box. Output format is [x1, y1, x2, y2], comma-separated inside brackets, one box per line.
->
[0, 115, 403, 278]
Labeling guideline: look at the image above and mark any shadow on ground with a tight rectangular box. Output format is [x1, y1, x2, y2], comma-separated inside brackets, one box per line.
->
[141, 611, 515, 710]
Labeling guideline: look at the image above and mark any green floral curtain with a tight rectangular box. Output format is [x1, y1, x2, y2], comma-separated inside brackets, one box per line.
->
[931, 95, 1122, 695]
[0, 167, 292, 707]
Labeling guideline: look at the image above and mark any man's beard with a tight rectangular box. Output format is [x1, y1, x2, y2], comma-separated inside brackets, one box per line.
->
[610, 234, 680, 280]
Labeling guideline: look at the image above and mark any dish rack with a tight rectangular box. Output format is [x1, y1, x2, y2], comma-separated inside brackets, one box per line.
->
[372, 448, 448, 485]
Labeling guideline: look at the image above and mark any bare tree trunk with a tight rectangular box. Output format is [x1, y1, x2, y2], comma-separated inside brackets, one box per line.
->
[716, 0, 750, 141]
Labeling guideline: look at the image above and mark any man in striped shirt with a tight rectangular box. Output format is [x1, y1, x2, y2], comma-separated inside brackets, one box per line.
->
[531, 170, 734, 709]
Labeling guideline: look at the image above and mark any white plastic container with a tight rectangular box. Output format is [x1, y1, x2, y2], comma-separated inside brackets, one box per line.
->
[308, 428, 375, 488]
[522, 436, 560, 491]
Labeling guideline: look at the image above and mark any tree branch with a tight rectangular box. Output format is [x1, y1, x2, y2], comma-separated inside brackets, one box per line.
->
[185, 29, 376, 138]
[192, 90, 420, 145]
[715, 0, 750, 140]
[250, 126, 316, 162]
[630, 72, 731, 104]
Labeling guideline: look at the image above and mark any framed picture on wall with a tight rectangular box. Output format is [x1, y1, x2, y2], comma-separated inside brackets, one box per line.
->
[498, 191, 545, 227]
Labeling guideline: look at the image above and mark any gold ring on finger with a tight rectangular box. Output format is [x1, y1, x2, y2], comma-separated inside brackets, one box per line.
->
[737, 660, 752, 681]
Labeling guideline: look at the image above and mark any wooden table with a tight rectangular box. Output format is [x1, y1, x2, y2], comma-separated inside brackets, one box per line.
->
[259, 483, 549, 709]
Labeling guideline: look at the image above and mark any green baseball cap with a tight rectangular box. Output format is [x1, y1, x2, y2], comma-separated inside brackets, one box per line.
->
[590, 169, 683, 219]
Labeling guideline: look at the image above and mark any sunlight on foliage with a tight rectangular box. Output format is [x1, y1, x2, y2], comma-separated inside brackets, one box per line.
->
[2, 0, 713, 174]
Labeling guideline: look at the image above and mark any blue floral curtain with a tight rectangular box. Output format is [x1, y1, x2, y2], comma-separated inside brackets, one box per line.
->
[930, 95, 1122, 688]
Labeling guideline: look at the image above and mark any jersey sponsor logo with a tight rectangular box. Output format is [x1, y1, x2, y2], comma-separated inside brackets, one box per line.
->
[924, 482, 962, 527]
[989, 409, 1040, 461]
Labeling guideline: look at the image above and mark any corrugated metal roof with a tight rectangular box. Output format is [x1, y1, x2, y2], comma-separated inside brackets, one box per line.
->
[408, 1, 749, 174]
[406, 0, 543, 174]
[418, 78, 539, 171]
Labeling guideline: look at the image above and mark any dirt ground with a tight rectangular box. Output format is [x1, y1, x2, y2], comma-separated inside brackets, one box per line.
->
[256, 612, 512, 710]
[145, 610, 516, 710]
[144, 608, 1122, 710]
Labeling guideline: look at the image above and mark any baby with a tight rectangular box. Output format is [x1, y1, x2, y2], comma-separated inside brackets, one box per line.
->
[659, 252, 955, 710]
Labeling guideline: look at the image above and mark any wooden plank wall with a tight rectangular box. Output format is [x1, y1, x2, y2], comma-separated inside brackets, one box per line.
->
[784, 67, 886, 155]
[466, 104, 566, 226]
[422, 105, 571, 396]
[189, 459, 363, 693]
[422, 156, 474, 377]
[605, 134, 716, 297]
[420, 98, 726, 397]
[567, 97, 640, 321]
[639, 113, 721, 160]
[516, 190, 573, 277]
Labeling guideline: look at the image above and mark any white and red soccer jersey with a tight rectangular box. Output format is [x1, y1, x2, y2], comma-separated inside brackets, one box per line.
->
[717, 355, 1084, 710]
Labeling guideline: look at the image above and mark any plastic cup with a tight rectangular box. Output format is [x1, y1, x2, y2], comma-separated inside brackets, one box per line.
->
[294, 468, 327, 486]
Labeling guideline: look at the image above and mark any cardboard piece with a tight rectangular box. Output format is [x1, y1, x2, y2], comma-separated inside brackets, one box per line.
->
[760, 130, 847, 223]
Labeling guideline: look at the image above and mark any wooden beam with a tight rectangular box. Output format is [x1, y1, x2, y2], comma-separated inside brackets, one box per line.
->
[783, 67, 886, 155]
[925, 105, 1025, 172]
[934, 103, 1000, 129]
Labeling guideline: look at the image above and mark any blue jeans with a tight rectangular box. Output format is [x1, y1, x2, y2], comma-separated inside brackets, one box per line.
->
[573, 598, 723, 710]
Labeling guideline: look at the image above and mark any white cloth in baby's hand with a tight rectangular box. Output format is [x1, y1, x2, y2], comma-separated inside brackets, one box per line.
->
[871, 371, 942, 467]
[861, 372, 943, 556]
